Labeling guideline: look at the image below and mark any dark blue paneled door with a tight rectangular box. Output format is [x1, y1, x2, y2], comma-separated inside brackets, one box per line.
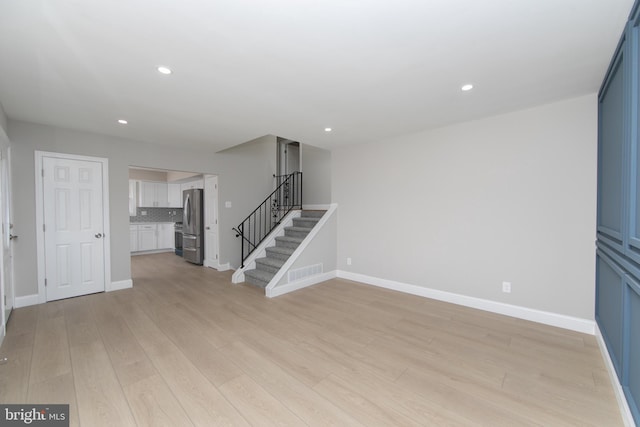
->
[598, 39, 626, 249]
[597, 3, 640, 424]
[596, 252, 625, 377]
[627, 278, 640, 419]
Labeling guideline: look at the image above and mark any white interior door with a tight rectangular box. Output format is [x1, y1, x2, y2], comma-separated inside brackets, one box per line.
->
[43, 156, 106, 301]
[204, 175, 219, 269]
[1, 148, 13, 324]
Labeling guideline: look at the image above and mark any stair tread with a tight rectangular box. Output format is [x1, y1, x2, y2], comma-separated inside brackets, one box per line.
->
[294, 217, 320, 222]
[256, 257, 286, 268]
[285, 226, 314, 232]
[301, 210, 326, 218]
[245, 269, 274, 281]
[266, 246, 295, 255]
[275, 235, 304, 243]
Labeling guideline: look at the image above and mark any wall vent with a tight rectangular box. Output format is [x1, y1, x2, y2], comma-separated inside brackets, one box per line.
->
[288, 263, 323, 283]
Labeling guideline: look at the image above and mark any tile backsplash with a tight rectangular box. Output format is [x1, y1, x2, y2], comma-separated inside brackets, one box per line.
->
[130, 207, 183, 223]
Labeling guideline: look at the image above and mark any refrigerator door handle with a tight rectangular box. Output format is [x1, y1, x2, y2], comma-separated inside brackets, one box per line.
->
[184, 193, 191, 229]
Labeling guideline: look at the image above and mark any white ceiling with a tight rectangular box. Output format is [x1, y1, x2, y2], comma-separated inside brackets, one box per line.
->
[0, 0, 634, 152]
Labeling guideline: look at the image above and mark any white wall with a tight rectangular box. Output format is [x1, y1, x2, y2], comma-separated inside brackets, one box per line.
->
[8, 122, 280, 298]
[332, 94, 597, 320]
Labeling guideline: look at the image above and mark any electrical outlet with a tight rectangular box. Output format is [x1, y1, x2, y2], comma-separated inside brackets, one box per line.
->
[141, 210, 147, 216]
[225, 201, 232, 208]
[346, 257, 352, 266]
[502, 281, 511, 293]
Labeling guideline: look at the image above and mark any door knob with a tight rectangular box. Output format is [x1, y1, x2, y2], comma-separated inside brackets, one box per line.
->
[95, 233, 103, 238]
[206, 226, 210, 230]
[9, 234, 17, 240]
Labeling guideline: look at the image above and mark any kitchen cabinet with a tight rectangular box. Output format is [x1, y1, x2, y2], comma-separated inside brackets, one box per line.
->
[137, 224, 158, 251]
[130, 223, 175, 253]
[181, 179, 203, 193]
[138, 181, 169, 207]
[130, 225, 138, 251]
[128, 180, 138, 216]
[168, 183, 182, 208]
[157, 223, 175, 249]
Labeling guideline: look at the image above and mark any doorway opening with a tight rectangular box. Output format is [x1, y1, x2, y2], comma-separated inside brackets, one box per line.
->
[128, 167, 221, 271]
[277, 138, 301, 183]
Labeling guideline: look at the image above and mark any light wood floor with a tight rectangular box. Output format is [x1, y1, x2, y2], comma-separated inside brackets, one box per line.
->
[0, 252, 623, 426]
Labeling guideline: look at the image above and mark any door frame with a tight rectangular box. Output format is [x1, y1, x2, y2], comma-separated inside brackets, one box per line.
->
[203, 174, 221, 270]
[35, 151, 112, 304]
[0, 144, 12, 344]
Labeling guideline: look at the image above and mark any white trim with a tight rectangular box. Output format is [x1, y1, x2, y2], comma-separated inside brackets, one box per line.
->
[215, 262, 231, 272]
[35, 151, 111, 303]
[131, 249, 174, 256]
[231, 210, 301, 283]
[0, 325, 4, 348]
[595, 324, 635, 426]
[267, 270, 337, 297]
[265, 204, 338, 293]
[14, 294, 39, 308]
[108, 279, 133, 292]
[336, 270, 596, 335]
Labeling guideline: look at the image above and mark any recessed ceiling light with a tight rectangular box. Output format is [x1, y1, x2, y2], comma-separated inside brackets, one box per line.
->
[157, 66, 172, 75]
[118, 119, 128, 124]
[324, 127, 332, 132]
[461, 84, 473, 91]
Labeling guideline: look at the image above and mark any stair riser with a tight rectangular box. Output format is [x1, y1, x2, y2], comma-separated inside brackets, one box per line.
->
[301, 211, 325, 218]
[285, 229, 310, 239]
[293, 218, 319, 228]
[245, 275, 268, 288]
[255, 262, 280, 274]
[275, 239, 300, 249]
[265, 249, 291, 261]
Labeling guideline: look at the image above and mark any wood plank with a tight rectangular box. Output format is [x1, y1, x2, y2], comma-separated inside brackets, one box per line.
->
[27, 373, 80, 427]
[219, 340, 364, 426]
[64, 298, 137, 427]
[121, 302, 250, 426]
[0, 252, 625, 426]
[219, 375, 304, 426]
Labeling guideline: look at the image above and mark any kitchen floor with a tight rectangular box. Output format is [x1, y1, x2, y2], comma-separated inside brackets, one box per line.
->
[0, 252, 624, 426]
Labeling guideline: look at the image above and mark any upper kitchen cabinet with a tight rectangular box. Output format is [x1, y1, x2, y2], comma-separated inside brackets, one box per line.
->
[181, 179, 204, 193]
[138, 181, 169, 207]
[168, 183, 182, 208]
[128, 180, 138, 215]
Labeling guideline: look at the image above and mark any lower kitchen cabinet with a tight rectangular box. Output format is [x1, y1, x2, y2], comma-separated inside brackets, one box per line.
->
[137, 224, 157, 251]
[130, 223, 175, 253]
[129, 225, 138, 252]
[157, 223, 175, 250]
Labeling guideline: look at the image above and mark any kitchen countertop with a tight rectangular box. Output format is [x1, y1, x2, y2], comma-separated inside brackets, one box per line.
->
[130, 221, 177, 225]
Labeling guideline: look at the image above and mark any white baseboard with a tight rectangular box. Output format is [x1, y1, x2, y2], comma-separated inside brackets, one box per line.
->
[336, 271, 596, 335]
[14, 294, 39, 308]
[595, 324, 635, 426]
[267, 270, 337, 298]
[131, 249, 174, 256]
[216, 263, 231, 272]
[108, 279, 133, 292]
[0, 326, 5, 348]
[205, 261, 231, 271]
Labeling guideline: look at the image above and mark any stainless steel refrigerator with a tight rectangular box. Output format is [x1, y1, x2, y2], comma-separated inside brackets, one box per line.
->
[182, 188, 204, 264]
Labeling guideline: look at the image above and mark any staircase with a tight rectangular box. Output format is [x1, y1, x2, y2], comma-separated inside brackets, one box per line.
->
[244, 210, 326, 288]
